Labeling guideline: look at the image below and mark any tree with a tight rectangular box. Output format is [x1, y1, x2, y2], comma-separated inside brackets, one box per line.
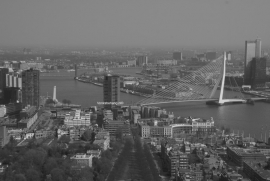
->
[81, 130, 93, 141]
[84, 143, 100, 151]
[58, 135, 70, 144]
[101, 150, 112, 161]
[14, 174, 27, 181]
[80, 167, 94, 181]
[51, 168, 65, 181]
[44, 158, 58, 175]
[26, 169, 41, 181]
[115, 127, 123, 140]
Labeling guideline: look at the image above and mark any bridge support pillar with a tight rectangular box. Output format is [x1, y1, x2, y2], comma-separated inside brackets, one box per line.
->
[218, 52, 226, 105]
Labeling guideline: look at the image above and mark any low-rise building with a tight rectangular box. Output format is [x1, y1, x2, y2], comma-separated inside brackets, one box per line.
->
[104, 119, 130, 136]
[171, 124, 192, 138]
[156, 59, 178, 66]
[243, 161, 270, 181]
[64, 110, 91, 127]
[18, 105, 38, 129]
[191, 117, 215, 135]
[70, 153, 93, 168]
[25, 132, 34, 139]
[131, 110, 141, 124]
[0, 162, 8, 173]
[35, 130, 55, 139]
[93, 139, 109, 151]
[87, 149, 101, 159]
[57, 127, 87, 141]
[227, 147, 266, 166]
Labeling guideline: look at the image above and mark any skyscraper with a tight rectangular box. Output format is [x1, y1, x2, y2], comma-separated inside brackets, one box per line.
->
[205, 51, 217, 61]
[136, 56, 148, 66]
[103, 74, 120, 110]
[244, 39, 261, 84]
[173, 52, 182, 61]
[22, 68, 40, 107]
[250, 57, 266, 89]
[0, 68, 9, 101]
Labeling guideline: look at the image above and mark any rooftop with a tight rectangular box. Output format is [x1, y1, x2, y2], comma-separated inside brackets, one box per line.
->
[70, 153, 92, 159]
[244, 161, 270, 180]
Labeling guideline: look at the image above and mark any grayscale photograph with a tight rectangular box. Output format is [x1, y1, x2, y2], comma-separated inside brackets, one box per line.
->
[0, 0, 270, 180]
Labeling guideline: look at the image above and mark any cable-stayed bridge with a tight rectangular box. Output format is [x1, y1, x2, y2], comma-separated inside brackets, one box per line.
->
[136, 52, 265, 106]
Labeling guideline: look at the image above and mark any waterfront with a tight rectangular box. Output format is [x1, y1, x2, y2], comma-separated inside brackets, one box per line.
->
[40, 67, 270, 140]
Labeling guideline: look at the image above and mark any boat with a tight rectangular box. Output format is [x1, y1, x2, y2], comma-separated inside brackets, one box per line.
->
[67, 69, 75, 72]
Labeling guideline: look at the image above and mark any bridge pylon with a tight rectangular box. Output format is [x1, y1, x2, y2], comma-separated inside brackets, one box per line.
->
[218, 52, 227, 105]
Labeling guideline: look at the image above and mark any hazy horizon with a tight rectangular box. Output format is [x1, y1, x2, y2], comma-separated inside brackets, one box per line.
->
[1, 0, 270, 50]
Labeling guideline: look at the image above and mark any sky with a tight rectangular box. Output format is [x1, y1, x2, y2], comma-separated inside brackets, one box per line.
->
[1, 0, 270, 49]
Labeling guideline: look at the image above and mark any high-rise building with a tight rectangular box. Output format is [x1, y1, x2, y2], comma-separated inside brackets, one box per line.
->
[103, 74, 120, 110]
[173, 52, 182, 61]
[182, 50, 195, 60]
[22, 68, 40, 107]
[0, 68, 9, 101]
[205, 51, 217, 61]
[3, 87, 22, 104]
[226, 51, 232, 61]
[136, 56, 148, 66]
[0, 126, 9, 148]
[244, 39, 261, 84]
[250, 57, 266, 89]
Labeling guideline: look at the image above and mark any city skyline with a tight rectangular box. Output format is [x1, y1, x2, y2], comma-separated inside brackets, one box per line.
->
[1, 0, 270, 49]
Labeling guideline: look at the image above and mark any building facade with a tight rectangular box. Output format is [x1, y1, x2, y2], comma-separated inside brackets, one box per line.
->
[173, 52, 182, 61]
[64, 110, 91, 127]
[0, 126, 9, 148]
[244, 39, 261, 85]
[103, 74, 120, 110]
[0, 68, 9, 102]
[250, 57, 267, 89]
[136, 56, 148, 66]
[205, 51, 217, 61]
[70, 154, 93, 168]
[22, 68, 40, 107]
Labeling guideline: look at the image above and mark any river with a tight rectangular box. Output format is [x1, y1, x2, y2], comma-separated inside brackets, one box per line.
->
[40, 67, 270, 140]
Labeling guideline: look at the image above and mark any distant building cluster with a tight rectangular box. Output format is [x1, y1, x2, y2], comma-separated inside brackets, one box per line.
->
[139, 117, 215, 138]
[0, 67, 40, 130]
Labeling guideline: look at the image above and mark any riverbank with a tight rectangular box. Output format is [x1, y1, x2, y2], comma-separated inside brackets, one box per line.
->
[76, 77, 151, 98]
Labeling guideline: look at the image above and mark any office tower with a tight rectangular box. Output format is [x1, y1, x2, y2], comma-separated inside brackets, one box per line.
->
[0, 126, 9, 147]
[244, 39, 261, 84]
[227, 51, 232, 61]
[136, 56, 148, 66]
[0, 68, 9, 101]
[103, 74, 120, 110]
[205, 52, 217, 61]
[182, 50, 195, 60]
[22, 68, 40, 107]
[250, 57, 266, 89]
[173, 52, 182, 61]
[74, 64, 77, 78]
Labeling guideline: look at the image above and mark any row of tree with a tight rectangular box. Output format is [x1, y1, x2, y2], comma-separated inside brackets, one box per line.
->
[106, 138, 133, 180]
[133, 137, 160, 181]
[92, 140, 122, 181]
[143, 143, 161, 180]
